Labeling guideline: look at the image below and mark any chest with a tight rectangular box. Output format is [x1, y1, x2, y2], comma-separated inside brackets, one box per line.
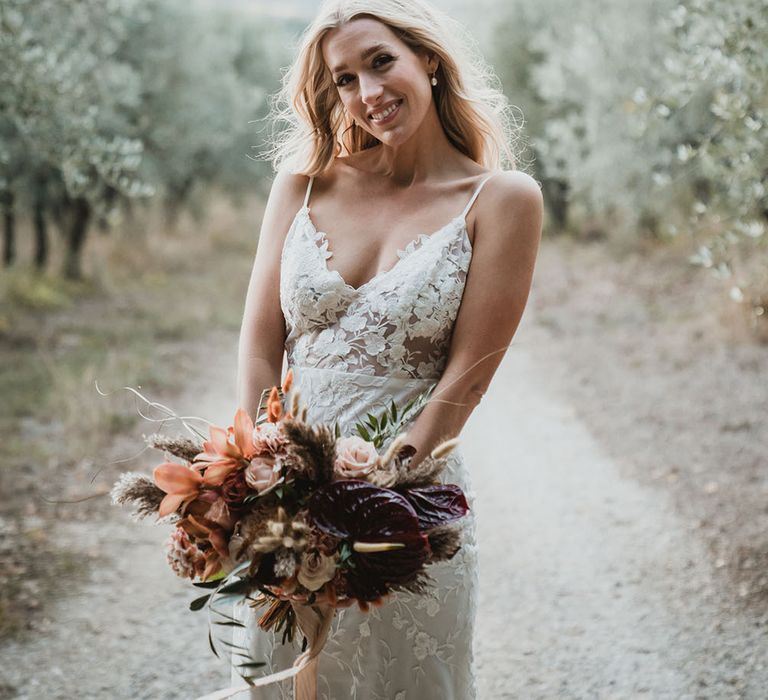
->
[279, 205, 473, 331]
[300, 205, 475, 293]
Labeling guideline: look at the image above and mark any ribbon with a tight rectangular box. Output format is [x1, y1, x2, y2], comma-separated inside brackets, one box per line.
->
[195, 602, 335, 700]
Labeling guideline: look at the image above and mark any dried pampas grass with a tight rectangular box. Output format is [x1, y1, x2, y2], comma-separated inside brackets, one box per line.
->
[278, 419, 336, 485]
[110, 472, 166, 520]
[144, 433, 204, 463]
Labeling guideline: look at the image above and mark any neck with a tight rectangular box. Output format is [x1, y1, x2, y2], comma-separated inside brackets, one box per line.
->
[365, 102, 462, 186]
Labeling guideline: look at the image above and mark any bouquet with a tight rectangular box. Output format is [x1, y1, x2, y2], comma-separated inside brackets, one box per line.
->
[111, 368, 470, 699]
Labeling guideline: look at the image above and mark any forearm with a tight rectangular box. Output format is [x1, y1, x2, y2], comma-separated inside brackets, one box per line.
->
[237, 353, 283, 423]
[399, 371, 483, 469]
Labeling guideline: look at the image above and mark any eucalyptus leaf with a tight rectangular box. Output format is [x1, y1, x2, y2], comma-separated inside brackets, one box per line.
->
[189, 593, 211, 611]
[208, 628, 220, 659]
[209, 607, 246, 624]
[192, 579, 223, 589]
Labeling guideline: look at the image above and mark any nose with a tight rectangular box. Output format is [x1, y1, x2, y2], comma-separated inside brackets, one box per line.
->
[358, 73, 384, 105]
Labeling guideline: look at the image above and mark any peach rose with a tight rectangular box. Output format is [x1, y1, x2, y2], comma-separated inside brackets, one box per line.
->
[244, 455, 280, 493]
[334, 436, 379, 479]
[297, 548, 338, 591]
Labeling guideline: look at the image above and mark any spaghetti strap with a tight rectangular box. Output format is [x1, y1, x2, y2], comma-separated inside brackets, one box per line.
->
[461, 172, 498, 219]
[303, 175, 315, 208]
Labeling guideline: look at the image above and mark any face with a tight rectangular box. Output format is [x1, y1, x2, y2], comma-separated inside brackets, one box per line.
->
[321, 17, 438, 146]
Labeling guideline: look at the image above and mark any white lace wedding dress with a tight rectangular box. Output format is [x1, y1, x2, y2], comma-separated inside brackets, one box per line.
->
[230, 172, 496, 700]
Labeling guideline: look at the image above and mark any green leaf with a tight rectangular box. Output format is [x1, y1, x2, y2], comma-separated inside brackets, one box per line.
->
[190, 593, 211, 611]
[380, 412, 388, 429]
[209, 607, 246, 625]
[217, 638, 252, 653]
[338, 541, 352, 562]
[213, 619, 245, 627]
[193, 569, 226, 586]
[357, 424, 371, 441]
[237, 661, 267, 669]
[193, 579, 223, 589]
[208, 628, 219, 659]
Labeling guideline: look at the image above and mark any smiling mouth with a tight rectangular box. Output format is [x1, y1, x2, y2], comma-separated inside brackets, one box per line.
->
[368, 99, 403, 123]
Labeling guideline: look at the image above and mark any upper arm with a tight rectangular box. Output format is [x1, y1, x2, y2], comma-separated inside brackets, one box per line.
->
[237, 169, 309, 370]
[443, 170, 544, 398]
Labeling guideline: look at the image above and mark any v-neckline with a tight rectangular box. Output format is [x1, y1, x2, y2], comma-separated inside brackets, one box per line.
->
[297, 205, 471, 294]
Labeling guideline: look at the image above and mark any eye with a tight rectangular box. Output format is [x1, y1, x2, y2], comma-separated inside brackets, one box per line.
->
[334, 54, 395, 88]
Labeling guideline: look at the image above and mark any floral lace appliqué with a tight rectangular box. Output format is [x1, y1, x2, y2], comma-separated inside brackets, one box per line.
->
[279, 207, 473, 381]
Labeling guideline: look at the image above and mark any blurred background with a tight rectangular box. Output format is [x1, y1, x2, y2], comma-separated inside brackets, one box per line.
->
[1, 0, 766, 697]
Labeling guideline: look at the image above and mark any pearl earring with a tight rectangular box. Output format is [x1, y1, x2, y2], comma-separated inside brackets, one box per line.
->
[430, 73, 438, 86]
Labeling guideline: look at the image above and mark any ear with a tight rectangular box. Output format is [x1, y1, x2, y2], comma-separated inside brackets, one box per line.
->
[420, 49, 440, 75]
[428, 52, 440, 74]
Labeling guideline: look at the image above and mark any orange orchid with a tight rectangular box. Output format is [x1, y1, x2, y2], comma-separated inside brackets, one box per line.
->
[153, 462, 204, 517]
[193, 407, 259, 485]
[154, 389, 294, 520]
[153, 461, 238, 519]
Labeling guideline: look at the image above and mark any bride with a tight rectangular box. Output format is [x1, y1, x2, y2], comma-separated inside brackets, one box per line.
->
[232, 0, 543, 697]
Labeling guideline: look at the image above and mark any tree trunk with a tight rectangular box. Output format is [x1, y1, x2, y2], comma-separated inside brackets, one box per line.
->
[32, 175, 49, 270]
[1, 189, 15, 267]
[542, 178, 569, 232]
[163, 177, 195, 232]
[62, 197, 91, 280]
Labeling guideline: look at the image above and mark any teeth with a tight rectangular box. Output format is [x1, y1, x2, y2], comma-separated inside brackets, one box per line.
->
[371, 101, 400, 120]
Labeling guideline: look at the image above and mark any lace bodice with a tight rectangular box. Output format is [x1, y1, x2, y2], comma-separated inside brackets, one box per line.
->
[280, 173, 496, 381]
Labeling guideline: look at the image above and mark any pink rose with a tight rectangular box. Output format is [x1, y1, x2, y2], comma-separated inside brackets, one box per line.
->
[244, 455, 281, 493]
[334, 436, 379, 479]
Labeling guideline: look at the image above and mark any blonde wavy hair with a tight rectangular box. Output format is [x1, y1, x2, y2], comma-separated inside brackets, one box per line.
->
[260, 0, 525, 176]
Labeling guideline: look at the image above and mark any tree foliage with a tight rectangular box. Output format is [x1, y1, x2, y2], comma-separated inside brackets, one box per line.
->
[0, 0, 289, 276]
[492, 0, 767, 309]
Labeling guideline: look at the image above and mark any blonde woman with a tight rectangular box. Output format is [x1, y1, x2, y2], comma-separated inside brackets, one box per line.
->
[234, 0, 543, 697]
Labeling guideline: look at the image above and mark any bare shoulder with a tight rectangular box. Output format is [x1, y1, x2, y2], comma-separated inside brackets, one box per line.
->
[257, 169, 313, 245]
[474, 169, 544, 246]
[485, 170, 544, 219]
[267, 169, 312, 211]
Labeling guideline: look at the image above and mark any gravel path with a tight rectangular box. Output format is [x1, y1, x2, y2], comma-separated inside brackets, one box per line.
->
[471, 312, 767, 700]
[2, 308, 765, 698]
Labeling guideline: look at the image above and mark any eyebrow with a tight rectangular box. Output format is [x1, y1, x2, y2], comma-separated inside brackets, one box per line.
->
[331, 43, 391, 74]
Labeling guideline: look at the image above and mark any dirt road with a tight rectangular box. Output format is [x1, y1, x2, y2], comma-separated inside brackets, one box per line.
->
[1, 306, 765, 699]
